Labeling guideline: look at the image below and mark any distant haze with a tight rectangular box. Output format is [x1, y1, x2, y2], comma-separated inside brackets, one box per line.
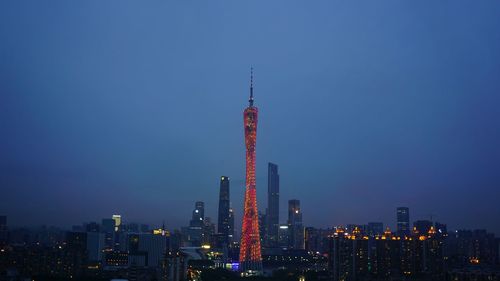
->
[1, 1, 499, 234]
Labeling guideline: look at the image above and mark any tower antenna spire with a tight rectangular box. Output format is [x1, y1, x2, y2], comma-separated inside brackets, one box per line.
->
[249, 67, 254, 106]
[240, 66, 262, 274]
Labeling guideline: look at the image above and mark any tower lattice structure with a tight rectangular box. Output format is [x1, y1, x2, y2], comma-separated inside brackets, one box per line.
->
[239, 69, 263, 273]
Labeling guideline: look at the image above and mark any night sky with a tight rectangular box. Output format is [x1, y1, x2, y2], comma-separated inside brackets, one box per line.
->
[1, 1, 500, 234]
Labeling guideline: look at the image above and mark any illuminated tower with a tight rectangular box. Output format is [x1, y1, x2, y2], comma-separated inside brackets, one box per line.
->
[239, 68, 263, 273]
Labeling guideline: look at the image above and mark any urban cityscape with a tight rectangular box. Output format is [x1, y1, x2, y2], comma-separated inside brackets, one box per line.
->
[1, 80, 499, 280]
[1, 1, 500, 281]
[1, 169, 500, 281]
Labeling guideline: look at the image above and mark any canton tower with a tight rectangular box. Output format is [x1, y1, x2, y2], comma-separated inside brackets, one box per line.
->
[239, 69, 263, 273]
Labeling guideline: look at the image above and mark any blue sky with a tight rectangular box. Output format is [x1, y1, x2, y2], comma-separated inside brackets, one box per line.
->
[1, 1, 500, 234]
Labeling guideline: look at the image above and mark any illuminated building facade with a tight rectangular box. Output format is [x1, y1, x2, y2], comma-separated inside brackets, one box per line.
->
[328, 228, 369, 281]
[278, 224, 290, 248]
[112, 215, 122, 232]
[112, 215, 123, 250]
[414, 220, 433, 235]
[239, 69, 263, 273]
[369, 228, 401, 278]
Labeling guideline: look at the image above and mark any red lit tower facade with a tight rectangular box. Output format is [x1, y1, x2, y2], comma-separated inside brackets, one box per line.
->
[239, 69, 263, 273]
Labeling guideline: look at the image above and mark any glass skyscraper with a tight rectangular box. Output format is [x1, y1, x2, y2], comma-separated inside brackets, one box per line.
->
[217, 176, 232, 244]
[266, 162, 279, 247]
[397, 207, 410, 236]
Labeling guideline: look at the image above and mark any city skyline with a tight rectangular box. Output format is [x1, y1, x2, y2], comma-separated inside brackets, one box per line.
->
[1, 1, 500, 235]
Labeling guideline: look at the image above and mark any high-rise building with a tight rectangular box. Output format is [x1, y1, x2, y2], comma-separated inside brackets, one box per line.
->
[190, 201, 204, 227]
[202, 217, 215, 245]
[112, 215, 122, 232]
[239, 69, 263, 273]
[258, 212, 267, 246]
[228, 207, 234, 242]
[278, 224, 290, 248]
[397, 207, 410, 236]
[111, 215, 124, 250]
[266, 163, 279, 248]
[217, 176, 232, 244]
[132, 233, 168, 267]
[288, 199, 304, 249]
[186, 202, 205, 246]
[328, 228, 369, 281]
[448, 229, 499, 267]
[305, 227, 320, 252]
[66, 231, 88, 277]
[369, 229, 401, 278]
[102, 219, 115, 233]
[421, 227, 445, 276]
[101, 218, 115, 250]
[87, 232, 105, 262]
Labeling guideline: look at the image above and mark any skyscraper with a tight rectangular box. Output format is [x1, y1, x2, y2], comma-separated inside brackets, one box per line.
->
[397, 207, 410, 236]
[128, 233, 168, 267]
[112, 214, 123, 250]
[112, 215, 121, 232]
[266, 163, 279, 247]
[66, 231, 88, 277]
[239, 69, 263, 273]
[101, 218, 115, 250]
[288, 199, 304, 249]
[278, 224, 289, 248]
[217, 176, 231, 244]
[228, 207, 234, 242]
[187, 201, 205, 246]
[329, 228, 369, 281]
[190, 201, 204, 227]
[258, 212, 267, 246]
[87, 232, 105, 262]
[202, 217, 216, 245]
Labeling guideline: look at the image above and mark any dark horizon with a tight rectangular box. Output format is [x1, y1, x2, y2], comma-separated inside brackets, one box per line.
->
[1, 1, 500, 235]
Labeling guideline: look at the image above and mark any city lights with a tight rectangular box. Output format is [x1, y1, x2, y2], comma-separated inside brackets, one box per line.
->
[239, 69, 263, 273]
